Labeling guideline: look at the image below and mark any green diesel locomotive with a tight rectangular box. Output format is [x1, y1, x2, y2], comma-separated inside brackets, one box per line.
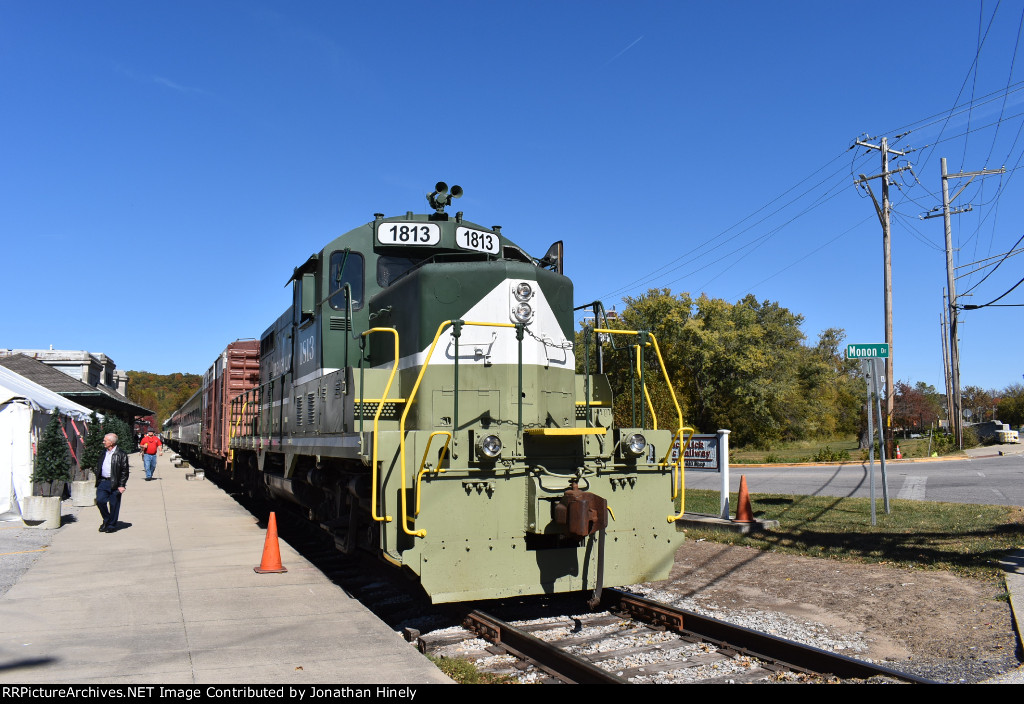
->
[171, 183, 689, 603]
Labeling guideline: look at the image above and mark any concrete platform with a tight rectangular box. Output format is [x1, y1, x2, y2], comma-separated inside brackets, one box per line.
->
[0, 453, 451, 685]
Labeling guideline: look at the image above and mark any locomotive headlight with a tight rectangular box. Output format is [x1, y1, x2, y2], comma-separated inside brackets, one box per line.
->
[514, 281, 533, 301]
[620, 432, 647, 457]
[512, 301, 533, 323]
[477, 434, 503, 459]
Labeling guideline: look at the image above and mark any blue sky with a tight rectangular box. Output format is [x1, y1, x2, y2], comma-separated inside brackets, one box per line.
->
[2, 1, 1023, 396]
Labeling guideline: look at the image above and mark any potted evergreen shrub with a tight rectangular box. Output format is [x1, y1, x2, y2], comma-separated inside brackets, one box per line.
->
[102, 415, 135, 454]
[72, 411, 104, 506]
[23, 411, 72, 529]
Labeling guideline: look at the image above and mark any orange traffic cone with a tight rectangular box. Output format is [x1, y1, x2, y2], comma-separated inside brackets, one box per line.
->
[736, 475, 754, 523]
[895, 444, 902, 459]
[254, 512, 288, 574]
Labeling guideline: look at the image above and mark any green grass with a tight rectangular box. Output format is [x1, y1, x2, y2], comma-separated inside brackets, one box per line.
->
[729, 435, 965, 464]
[730, 437, 860, 464]
[682, 488, 1024, 580]
[427, 655, 517, 684]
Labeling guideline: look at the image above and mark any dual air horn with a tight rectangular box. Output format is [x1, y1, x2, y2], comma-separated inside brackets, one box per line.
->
[427, 181, 463, 213]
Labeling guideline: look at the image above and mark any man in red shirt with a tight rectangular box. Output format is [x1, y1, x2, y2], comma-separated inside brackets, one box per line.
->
[139, 429, 163, 481]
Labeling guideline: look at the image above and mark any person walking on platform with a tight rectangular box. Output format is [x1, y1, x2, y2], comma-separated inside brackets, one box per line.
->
[95, 432, 129, 533]
[139, 429, 163, 481]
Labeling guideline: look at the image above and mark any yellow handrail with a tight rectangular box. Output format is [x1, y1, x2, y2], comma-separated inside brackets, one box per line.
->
[229, 401, 247, 467]
[399, 319, 517, 538]
[594, 329, 685, 434]
[415, 431, 452, 515]
[594, 328, 692, 516]
[664, 426, 696, 520]
[362, 327, 399, 524]
[647, 335, 684, 435]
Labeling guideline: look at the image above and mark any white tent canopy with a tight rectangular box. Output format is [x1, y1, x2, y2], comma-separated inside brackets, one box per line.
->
[0, 366, 100, 520]
[0, 366, 95, 421]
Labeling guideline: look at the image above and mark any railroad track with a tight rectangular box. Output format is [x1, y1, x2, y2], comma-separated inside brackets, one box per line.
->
[204, 472, 940, 684]
[417, 589, 938, 684]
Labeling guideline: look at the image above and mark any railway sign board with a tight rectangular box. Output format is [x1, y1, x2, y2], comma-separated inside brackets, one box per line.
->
[678, 434, 721, 472]
[846, 343, 889, 360]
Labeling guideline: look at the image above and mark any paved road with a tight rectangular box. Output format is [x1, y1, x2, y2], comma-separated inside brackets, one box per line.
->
[685, 450, 1024, 507]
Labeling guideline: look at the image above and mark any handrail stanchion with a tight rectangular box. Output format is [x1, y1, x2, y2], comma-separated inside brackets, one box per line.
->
[399, 320, 454, 538]
[399, 320, 517, 538]
[662, 427, 695, 519]
[583, 324, 592, 422]
[516, 323, 524, 434]
[361, 327, 399, 524]
[635, 344, 658, 430]
[229, 400, 248, 467]
[415, 431, 452, 515]
[452, 320, 462, 436]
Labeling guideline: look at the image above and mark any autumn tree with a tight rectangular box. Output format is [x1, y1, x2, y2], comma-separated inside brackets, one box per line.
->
[581, 289, 863, 448]
[893, 381, 942, 435]
[126, 370, 202, 428]
[996, 384, 1024, 427]
[961, 385, 997, 423]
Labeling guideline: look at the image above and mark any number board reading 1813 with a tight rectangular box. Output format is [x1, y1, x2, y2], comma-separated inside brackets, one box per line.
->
[456, 226, 500, 254]
[376, 222, 441, 246]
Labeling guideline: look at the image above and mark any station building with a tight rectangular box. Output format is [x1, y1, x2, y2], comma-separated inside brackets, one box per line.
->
[0, 349, 150, 422]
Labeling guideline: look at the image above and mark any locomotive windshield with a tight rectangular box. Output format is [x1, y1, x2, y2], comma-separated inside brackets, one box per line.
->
[377, 255, 424, 288]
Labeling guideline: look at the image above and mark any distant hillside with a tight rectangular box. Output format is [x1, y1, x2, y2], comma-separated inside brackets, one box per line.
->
[126, 371, 202, 428]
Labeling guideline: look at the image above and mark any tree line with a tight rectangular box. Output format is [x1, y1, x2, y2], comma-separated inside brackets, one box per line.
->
[125, 371, 202, 429]
[580, 289, 1017, 448]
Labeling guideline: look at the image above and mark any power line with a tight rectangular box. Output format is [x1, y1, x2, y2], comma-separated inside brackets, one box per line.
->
[731, 215, 873, 299]
[963, 272, 1024, 309]
[600, 149, 871, 300]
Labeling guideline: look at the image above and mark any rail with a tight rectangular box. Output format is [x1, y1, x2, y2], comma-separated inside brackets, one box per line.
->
[602, 588, 938, 683]
[463, 611, 627, 684]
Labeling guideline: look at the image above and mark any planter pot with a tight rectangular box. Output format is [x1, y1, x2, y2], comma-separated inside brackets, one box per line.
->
[71, 480, 95, 507]
[32, 480, 67, 498]
[22, 495, 62, 529]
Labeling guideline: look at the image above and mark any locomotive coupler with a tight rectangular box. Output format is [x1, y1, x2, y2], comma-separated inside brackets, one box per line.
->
[553, 481, 609, 609]
[553, 481, 609, 538]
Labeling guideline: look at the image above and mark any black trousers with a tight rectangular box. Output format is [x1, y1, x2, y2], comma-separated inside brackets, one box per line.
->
[96, 479, 123, 528]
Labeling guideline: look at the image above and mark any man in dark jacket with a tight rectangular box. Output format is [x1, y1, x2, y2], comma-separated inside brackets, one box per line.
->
[95, 432, 129, 533]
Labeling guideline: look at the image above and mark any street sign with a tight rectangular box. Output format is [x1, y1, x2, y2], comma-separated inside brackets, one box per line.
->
[846, 343, 889, 359]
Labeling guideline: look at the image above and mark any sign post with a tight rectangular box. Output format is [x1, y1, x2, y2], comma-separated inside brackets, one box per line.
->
[847, 344, 891, 523]
[679, 429, 731, 519]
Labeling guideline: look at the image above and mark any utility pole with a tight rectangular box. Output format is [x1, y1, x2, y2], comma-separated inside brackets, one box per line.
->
[940, 293, 953, 430]
[921, 158, 1004, 448]
[855, 135, 911, 457]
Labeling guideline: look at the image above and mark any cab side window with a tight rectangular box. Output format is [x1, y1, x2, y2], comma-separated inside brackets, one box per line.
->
[329, 251, 364, 311]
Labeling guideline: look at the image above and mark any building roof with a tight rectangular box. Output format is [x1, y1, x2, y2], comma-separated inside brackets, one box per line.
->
[0, 366, 95, 421]
[0, 354, 152, 419]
